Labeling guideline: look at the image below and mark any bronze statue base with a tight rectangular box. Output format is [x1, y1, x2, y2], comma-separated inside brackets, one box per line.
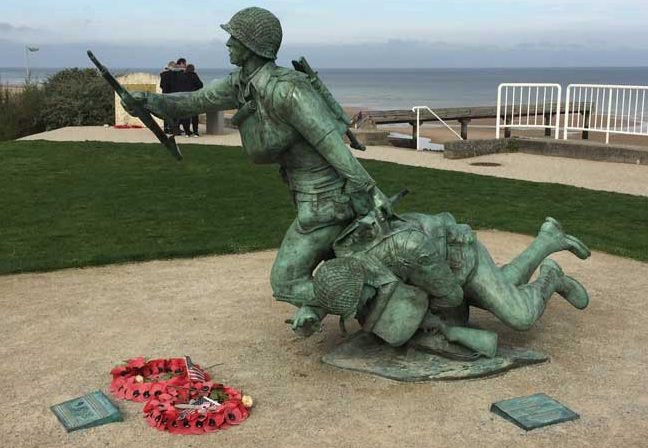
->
[322, 332, 548, 382]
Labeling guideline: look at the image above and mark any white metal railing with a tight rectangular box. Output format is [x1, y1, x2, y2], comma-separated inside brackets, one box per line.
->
[496, 83, 562, 139]
[411, 105, 463, 151]
[564, 84, 648, 144]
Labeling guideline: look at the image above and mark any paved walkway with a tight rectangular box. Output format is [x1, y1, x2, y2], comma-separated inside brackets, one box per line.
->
[20, 126, 648, 197]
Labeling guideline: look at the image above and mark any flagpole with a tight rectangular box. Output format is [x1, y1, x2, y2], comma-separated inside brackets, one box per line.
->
[24, 45, 29, 81]
[24, 46, 39, 83]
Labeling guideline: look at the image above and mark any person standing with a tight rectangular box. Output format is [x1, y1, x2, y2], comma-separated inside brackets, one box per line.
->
[159, 61, 177, 133]
[174, 58, 193, 137]
[185, 64, 204, 137]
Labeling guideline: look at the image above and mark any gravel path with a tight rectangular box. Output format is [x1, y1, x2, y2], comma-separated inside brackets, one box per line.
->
[1, 231, 646, 448]
[9, 127, 648, 447]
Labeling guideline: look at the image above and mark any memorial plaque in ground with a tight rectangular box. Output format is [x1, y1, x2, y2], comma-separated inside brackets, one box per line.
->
[490, 393, 580, 430]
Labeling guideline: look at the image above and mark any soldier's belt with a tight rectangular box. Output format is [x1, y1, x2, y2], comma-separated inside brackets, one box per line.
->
[293, 186, 346, 202]
[287, 169, 344, 195]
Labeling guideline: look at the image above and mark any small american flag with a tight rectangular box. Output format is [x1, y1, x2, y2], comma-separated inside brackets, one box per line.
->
[184, 356, 206, 382]
[193, 395, 220, 410]
[177, 396, 220, 420]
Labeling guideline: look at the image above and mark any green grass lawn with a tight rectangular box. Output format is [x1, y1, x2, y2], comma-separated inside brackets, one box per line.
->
[1, 140, 646, 275]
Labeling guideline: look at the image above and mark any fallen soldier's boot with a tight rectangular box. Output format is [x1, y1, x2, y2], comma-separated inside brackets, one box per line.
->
[539, 259, 590, 309]
[540, 217, 591, 260]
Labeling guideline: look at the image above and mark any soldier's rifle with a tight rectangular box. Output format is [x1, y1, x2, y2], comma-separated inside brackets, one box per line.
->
[292, 57, 366, 151]
[87, 50, 183, 161]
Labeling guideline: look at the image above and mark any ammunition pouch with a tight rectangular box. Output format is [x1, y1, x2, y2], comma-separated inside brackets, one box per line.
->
[231, 100, 257, 127]
[294, 190, 354, 234]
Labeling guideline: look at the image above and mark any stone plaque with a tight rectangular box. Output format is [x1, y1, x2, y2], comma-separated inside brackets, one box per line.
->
[490, 393, 579, 430]
[51, 390, 122, 432]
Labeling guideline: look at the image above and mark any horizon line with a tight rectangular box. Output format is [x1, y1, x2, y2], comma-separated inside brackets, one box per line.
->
[4, 65, 648, 70]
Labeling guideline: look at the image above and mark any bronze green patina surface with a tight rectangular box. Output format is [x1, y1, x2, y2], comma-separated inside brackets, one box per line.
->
[120, 7, 592, 378]
[490, 393, 580, 430]
[50, 391, 122, 432]
[127, 6, 392, 309]
[303, 208, 590, 370]
[322, 332, 548, 382]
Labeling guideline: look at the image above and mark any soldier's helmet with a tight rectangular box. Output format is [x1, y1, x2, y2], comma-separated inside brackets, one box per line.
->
[221, 7, 283, 60]
[313, 257, 366, 319]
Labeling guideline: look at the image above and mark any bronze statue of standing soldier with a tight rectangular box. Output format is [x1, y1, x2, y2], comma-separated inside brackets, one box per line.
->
[129, 7, 395, 312]
[125, 7, 591, 366]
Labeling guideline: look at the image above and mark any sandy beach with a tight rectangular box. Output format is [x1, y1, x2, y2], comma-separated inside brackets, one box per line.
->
[1, 84, 27, 94]
[381, 117, 648, 147]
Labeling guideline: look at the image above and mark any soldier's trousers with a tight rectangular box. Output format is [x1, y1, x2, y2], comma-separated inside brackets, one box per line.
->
[270, 218, 348, 306]
[463, 238, 566, 331]
[270, 187, 358, 306]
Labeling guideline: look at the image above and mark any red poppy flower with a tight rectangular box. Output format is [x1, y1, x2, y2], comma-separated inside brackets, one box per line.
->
[203, 411, 225, 433]
[222, 401, 246, 425]
[127, 357, 146, 369]
[187, 416, 207, 435]
[109, 377, 127, 396]
[143, 399, 159, 414]
[167, 419, 185, 435]
[147, 359, 166, 374]
[127, 383, 147, 402]
[147, 411, 166, 429]
[189, 381, 214, 399]
[222, 387, 242, 401]
[238, 403, 250, 419]
[168, 358, 186, 375]
[147, 382, 166, 399]
[110, 365, 130, 377]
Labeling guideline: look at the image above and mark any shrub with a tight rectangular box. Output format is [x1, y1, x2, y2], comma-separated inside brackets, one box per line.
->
[40, 68, 114, 130]
[0, 83, 46, 141]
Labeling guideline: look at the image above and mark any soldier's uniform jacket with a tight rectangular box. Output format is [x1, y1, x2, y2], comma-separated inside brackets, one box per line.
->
[148, 61, 375, 233]
[333, 211, 470, 309]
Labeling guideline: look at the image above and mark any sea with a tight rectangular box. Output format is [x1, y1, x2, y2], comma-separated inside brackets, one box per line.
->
[2, 66, 648, 110]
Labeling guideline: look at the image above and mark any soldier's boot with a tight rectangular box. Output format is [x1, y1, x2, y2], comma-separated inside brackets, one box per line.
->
[502, 217, 591, 285]
[538, 259, 590, 309]
[539, 217, 591, 259]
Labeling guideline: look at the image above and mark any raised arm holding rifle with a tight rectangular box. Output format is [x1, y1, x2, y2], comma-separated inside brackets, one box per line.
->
[100, 7, 393, 311]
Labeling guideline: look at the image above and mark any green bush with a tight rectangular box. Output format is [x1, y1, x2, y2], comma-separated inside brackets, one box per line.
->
[40, 68, 114, 130]
[0, 83, 45, 141]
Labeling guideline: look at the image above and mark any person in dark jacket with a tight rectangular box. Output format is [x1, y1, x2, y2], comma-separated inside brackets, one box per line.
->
[159, 61, 178, 133]
[174, 58, 194, 136]
[185, 64, 204, 136]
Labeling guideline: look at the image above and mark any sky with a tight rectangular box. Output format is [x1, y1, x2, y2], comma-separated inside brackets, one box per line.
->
[2, 0, 648, 68]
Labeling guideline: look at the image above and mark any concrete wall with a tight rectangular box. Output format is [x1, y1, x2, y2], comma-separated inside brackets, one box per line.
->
[114, 73, 162, 127]
[444, 137, 648, 165]
[444, 139, 517, 159]
[518, 138, 648, 165]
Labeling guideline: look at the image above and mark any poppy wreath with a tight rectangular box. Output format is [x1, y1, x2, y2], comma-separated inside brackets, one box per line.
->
[109, 357, 211, 403]
[109, 356, 251, 435]
[143, 384, 250, 435]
